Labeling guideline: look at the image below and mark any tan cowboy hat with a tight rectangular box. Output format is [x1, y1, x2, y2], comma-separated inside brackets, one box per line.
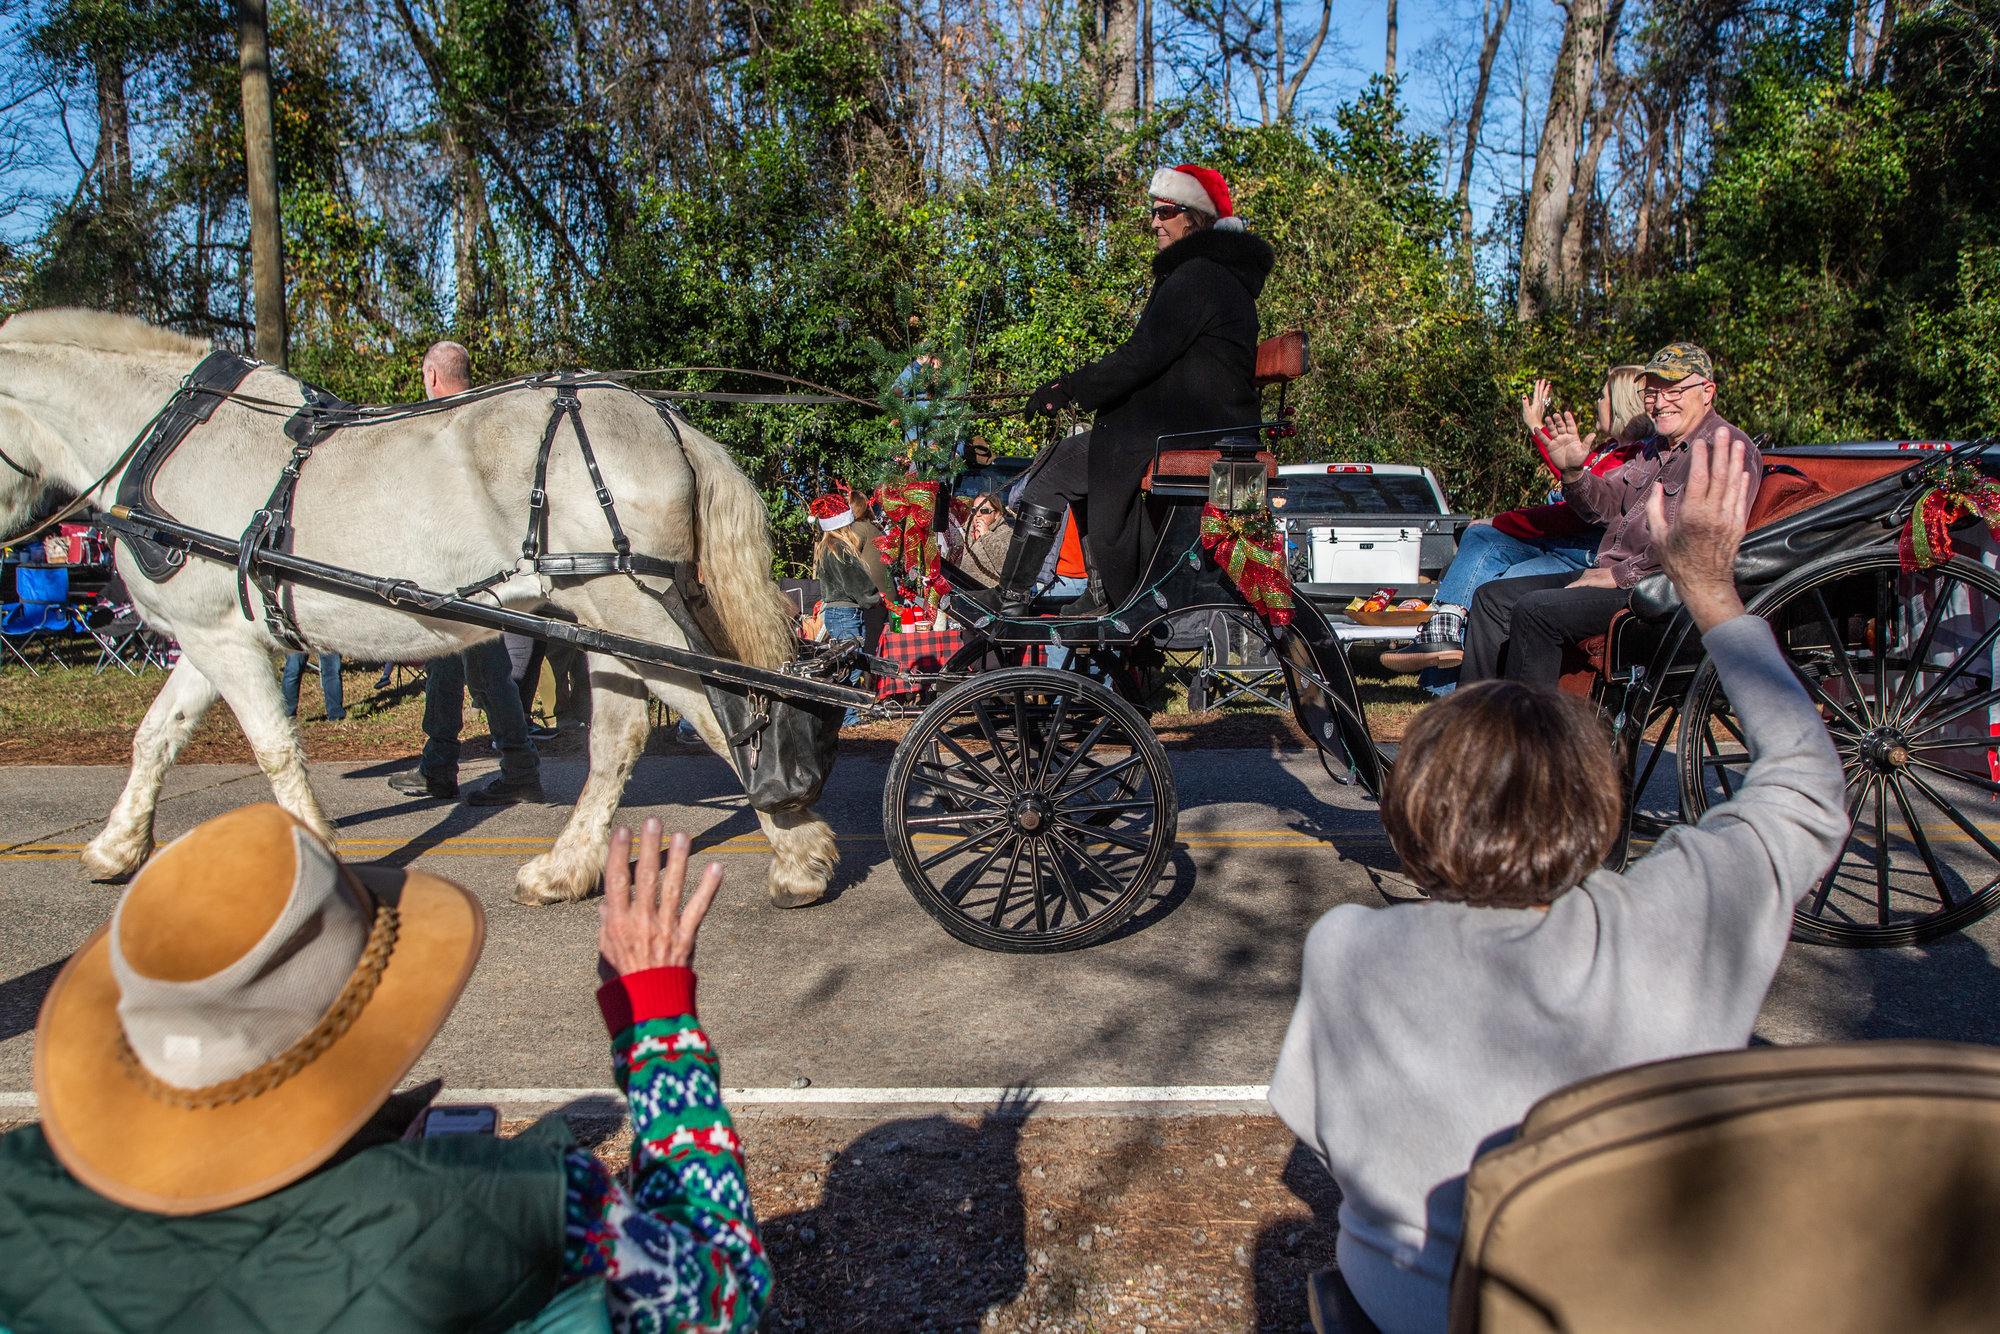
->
[34, 804, 484, 1215]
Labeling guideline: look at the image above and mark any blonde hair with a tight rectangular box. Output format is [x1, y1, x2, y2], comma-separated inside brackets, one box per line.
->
[1604, 365, 1653, 443]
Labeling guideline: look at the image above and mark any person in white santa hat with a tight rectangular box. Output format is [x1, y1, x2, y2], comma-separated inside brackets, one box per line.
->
[965, 163, 1275, 618]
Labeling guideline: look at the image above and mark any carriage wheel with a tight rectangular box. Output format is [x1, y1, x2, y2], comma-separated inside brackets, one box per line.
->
[1678, 550, 2000, 947]
[884, 667, 1178, 952]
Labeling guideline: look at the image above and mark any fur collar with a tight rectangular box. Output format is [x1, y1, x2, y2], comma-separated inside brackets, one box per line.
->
[1153, 228, 1277, 297]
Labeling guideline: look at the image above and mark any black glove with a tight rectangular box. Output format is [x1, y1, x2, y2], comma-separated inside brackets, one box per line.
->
[1024, 379, 1072, 420]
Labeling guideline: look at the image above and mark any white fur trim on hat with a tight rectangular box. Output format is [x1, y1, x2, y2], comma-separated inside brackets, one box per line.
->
[1148, 168, 1217, 216]
[818, 511, 854, 532]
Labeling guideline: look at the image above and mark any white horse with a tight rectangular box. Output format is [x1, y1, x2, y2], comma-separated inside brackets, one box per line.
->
[0, 308, 838, 907]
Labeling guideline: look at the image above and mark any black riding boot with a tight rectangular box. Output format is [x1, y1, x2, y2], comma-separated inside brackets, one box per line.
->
[964, 503, 1065, 617]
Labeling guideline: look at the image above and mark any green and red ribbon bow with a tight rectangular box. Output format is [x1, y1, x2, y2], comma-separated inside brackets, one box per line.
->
[1200, 503, 1295, 625]
[1900, 460, 2000, 572]
[873, 479, 949, 606]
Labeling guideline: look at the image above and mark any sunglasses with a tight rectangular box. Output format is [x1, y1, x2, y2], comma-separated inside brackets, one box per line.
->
[1148, 203, 1188, 221]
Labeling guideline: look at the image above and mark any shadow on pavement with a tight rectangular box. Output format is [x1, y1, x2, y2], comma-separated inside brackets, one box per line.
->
[761, 1105, 1033, 1333]
[0, 958, 65, 1044]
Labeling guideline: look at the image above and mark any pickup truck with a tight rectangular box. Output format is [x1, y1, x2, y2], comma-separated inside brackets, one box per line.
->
[1275, 462, 1473, 633]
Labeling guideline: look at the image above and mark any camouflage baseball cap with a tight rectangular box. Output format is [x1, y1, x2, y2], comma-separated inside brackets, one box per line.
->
[1643, 342, 1714, 382]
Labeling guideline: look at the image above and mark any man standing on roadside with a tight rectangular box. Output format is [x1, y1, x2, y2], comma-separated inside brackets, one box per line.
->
[386, 341, 546, 806]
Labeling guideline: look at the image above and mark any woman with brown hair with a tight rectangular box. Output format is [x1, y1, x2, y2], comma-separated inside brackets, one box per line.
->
[1269, 437, 1846, 1334]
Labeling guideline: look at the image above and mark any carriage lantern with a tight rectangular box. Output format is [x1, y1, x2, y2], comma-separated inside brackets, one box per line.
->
[1207, 435, 1269, 512]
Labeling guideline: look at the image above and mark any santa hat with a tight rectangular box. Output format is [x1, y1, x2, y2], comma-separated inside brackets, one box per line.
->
[809, 493, 854, 532]
[1147, 165, 1246, 232]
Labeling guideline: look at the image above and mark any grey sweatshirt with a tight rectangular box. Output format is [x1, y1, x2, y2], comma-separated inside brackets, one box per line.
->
[1267, 615, 1848, 1334]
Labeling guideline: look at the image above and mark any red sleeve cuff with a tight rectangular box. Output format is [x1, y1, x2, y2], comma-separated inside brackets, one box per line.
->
[596, 966, 697, 1034]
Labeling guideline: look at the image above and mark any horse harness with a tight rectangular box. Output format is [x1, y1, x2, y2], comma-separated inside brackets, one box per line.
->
[113, 361, 718, 661]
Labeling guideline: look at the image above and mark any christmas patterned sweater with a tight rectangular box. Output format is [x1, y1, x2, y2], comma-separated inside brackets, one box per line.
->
[560, 966, 771, 1332]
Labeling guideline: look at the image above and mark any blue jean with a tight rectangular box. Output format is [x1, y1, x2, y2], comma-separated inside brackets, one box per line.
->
[1432, 524, 1600, 610]
[281, 652, 345, 720]
[823, 603, 868, 726]
[420, 638, 538, 783]
[1039, 575, 1090, 671]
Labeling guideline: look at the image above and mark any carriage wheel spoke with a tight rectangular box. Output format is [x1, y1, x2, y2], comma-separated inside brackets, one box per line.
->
[1873, 569, 1890, 714]
[1047, 826, 1134, 900]
[1812, 591, 1875, 727]
[1045, 716, 1113, 792]
[1028, 840, 1049, 933]
[1044, 843, 1092, 921]
[1795, 666, 1870, 739]
[1051, 799, 1156, 817]
[1904, 684, 2000, 740]
[1873, 774, 1892, 927]
[908, 768, 1009, 808]
[985, 838, 1027, 925]
[918, 818, 1010, 871]
[1010, 690, 1034, 784]
[1702, 721, 1736, 799]
[934, 728, 1013, 794]
[1890, 573, 1956, 715]
[1902, 617, 2000, 724]
[1901, 766, 2000, 863]
[1059, 817, 1154, 853]
[970, 700, 1022, 790]
[1906, 756, 2000, 798]
[1810, 774, 1873, 917]
[1034, 695, 1070, 788]
[1058, 751, 1145, 799]
[905, 809, 1007, 827]
[1889, 776, 1956, 909]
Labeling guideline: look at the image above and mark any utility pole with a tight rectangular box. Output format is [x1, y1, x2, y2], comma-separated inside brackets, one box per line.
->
[238, 0, 287, 368]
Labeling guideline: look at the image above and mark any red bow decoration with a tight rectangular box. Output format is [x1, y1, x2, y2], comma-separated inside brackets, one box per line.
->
[1900, 461, 2000, 572]
[873, 480, 950, 607]
[1200, 503, 1295, 625]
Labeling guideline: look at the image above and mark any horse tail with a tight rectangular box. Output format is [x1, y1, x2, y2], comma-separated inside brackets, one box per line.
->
[676, 419, 796, 671]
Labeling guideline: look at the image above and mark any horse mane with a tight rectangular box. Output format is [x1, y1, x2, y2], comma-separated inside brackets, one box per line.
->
[0, 308, 210, 358]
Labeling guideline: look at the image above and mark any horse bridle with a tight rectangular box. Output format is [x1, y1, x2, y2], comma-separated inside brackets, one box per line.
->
[0, 443, 31, 478]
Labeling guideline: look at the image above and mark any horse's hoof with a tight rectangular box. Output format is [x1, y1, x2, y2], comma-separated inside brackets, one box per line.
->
[769, 886, 825, 909]
[511, 883, 569, 906]
[513, 856, 588, 905]
[82, 836, 149, 882]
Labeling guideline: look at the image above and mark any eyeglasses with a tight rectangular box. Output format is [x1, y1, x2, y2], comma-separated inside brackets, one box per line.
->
[1642, 380, 1710, 406]
[1148, 203, 1188, 222]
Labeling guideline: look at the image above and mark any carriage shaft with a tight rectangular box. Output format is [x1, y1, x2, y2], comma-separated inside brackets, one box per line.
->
[101, 507, 877, 710]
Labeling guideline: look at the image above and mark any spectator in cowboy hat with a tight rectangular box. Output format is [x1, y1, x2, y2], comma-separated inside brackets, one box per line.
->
[0, 803, 770, 1333]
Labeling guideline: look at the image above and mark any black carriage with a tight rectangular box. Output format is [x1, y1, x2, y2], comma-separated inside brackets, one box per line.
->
[876, 376, 2000, 953]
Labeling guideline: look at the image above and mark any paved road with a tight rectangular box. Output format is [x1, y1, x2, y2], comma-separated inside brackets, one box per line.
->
[4, 749, 1999, 1108]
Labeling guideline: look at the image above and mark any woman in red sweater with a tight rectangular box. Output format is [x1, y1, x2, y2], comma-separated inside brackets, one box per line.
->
[1382, 367, 1651, 675]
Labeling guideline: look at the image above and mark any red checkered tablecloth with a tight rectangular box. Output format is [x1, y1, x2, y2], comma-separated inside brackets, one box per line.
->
[874, 626, 966, 699]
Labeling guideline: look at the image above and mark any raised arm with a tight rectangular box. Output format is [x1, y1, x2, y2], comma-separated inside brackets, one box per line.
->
[1610, 439, 1847, 928]
[561, 819, 771, 1332]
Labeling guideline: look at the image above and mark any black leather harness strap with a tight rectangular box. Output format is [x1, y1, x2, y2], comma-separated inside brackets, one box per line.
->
[236, 382, 353, 649]
[0, 444, 32, 478]
[520, 382, 684, 582]
[114, 351, 260, 581]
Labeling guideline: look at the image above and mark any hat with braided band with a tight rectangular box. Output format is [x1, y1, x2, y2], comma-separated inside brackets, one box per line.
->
[35, 804, 483, 1214]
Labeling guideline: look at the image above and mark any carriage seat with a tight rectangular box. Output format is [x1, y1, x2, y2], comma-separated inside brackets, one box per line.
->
[1558, 456, 1895, 695]
[1254, 330, 1311, 387]
[1141, 448, 1279, 492]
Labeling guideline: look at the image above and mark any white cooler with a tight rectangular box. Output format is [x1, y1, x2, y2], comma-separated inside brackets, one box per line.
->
[1306, 526, 1424, 586]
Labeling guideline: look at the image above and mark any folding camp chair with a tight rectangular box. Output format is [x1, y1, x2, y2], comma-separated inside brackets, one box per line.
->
[1195, 610, 1288, 711]
[2, 565, 77, 674]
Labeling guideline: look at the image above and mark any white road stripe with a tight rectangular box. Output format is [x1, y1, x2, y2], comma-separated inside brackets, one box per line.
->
[0, 1085, 1273, 1114]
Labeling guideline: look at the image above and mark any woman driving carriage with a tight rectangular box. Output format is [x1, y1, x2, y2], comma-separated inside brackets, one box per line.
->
[966, 165, 1276, 618]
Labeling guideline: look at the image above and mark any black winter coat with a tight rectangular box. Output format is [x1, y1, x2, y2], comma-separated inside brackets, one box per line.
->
[1057, 227, 1276, 603]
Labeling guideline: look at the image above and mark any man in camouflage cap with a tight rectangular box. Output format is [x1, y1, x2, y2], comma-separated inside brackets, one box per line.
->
[1460, 341, 1761, 687]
